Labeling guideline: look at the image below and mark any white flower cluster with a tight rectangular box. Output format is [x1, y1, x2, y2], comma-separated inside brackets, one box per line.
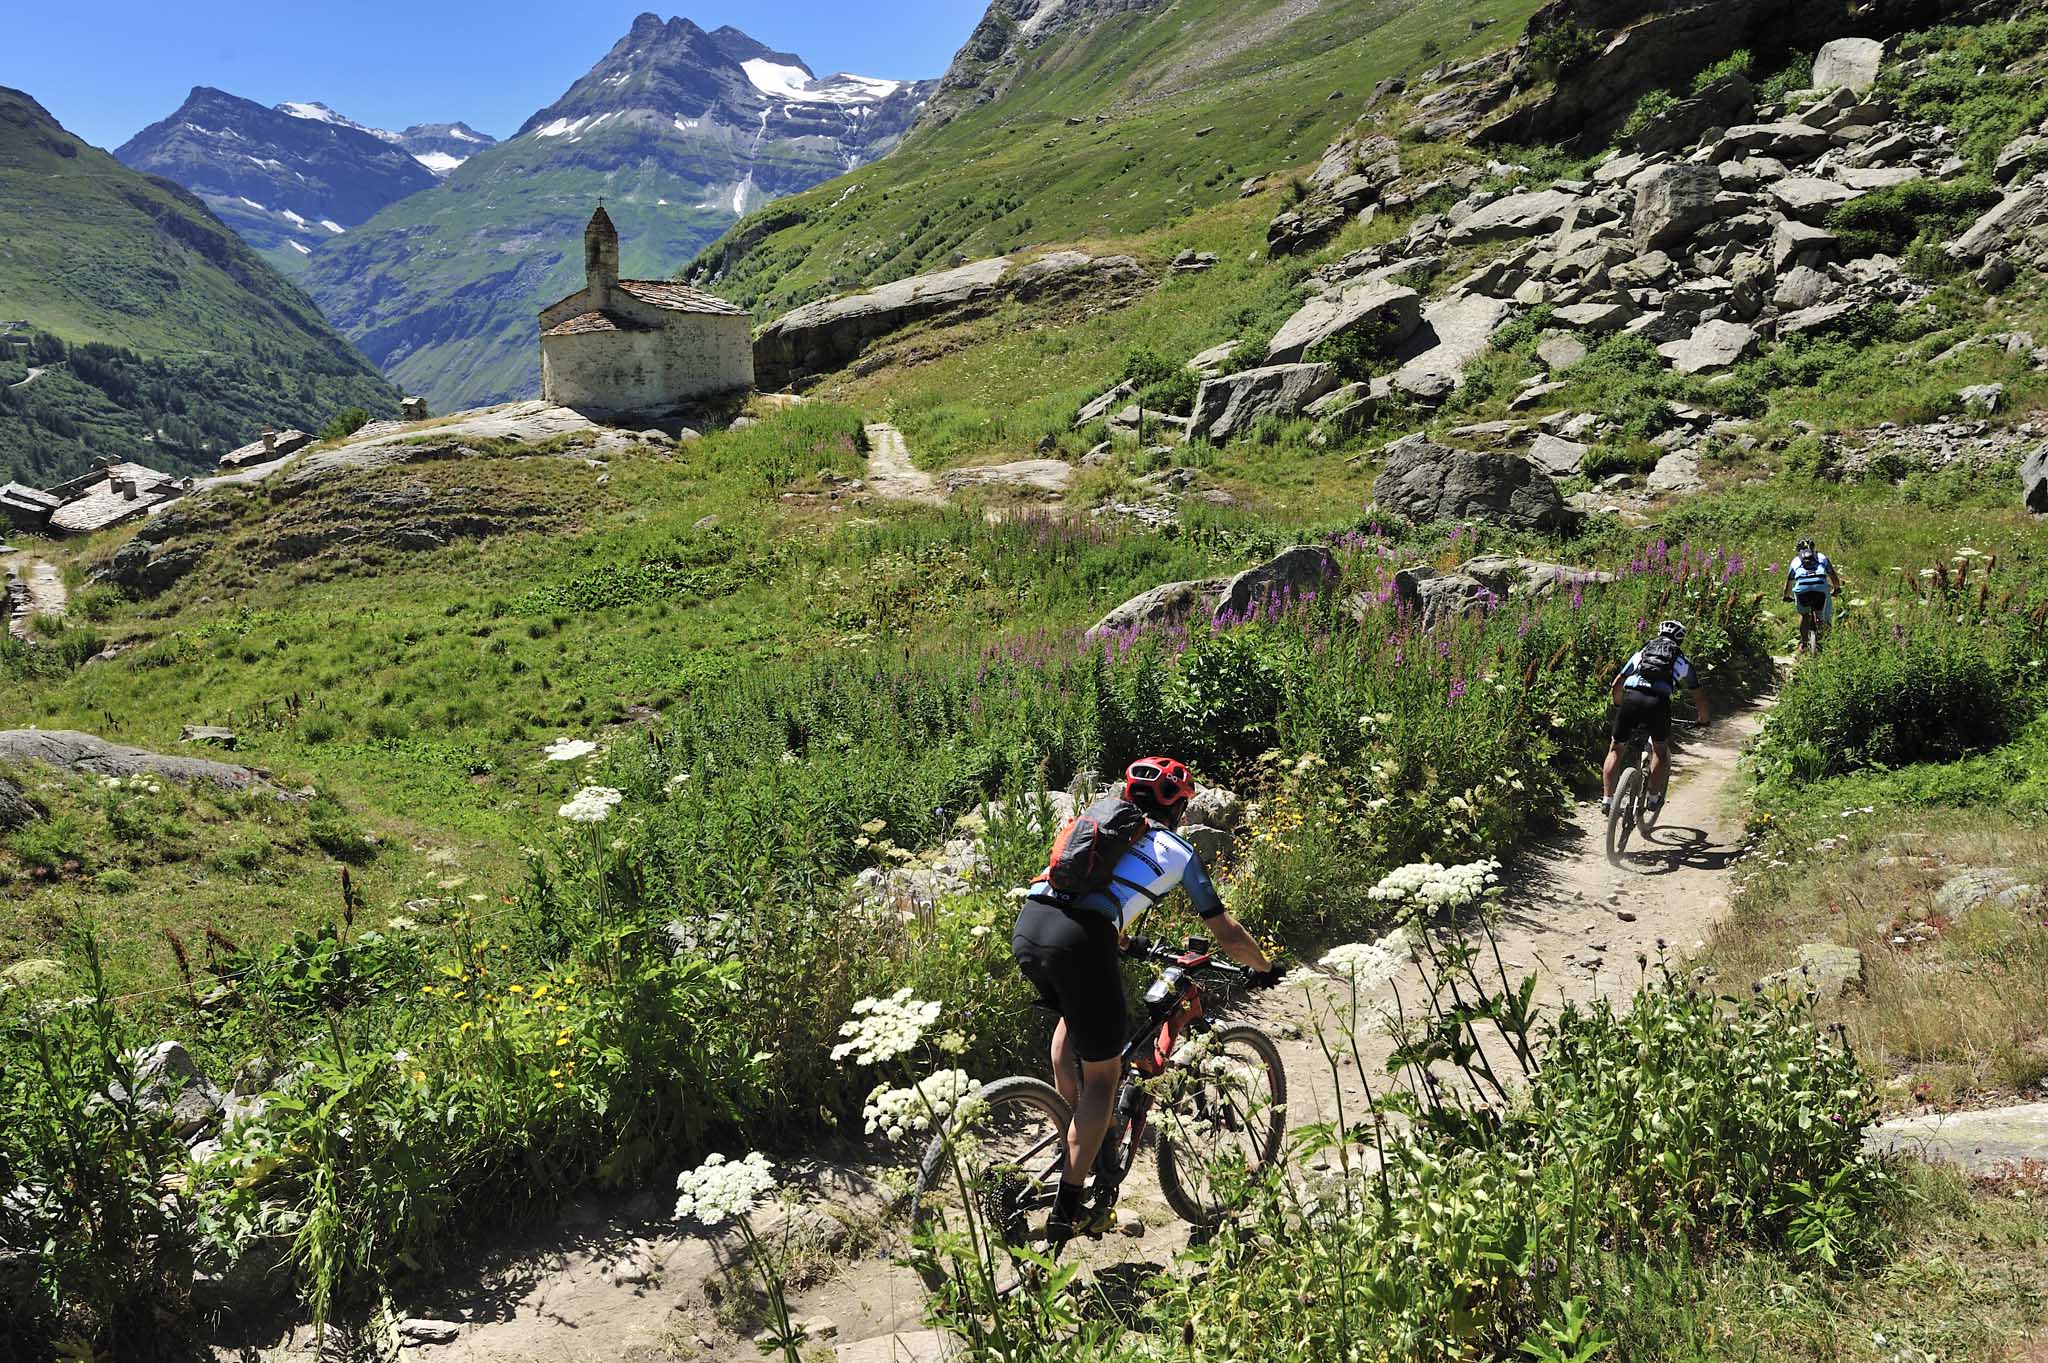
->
[543, 737, 598, 763]
[98, 774, 165, 797]
[1367, 858, 1501, 911]
[1318, 940, 1404, 989]
[830, 988, 941, 1065]
[863, 1068, 984, 1141]
[559, 786, 624, 824]
[673, 1151, 777, 1225]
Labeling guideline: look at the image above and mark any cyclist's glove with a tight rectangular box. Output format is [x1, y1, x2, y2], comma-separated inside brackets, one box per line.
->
[1247, 966, 1286, 991]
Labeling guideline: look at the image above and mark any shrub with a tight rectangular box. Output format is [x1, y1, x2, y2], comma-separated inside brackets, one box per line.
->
[1757, 55, 1813, 103]
[317, 407, 371, 443]
[1621, 89, 1680, 138]
[1826, 179, 2003, 260]
[1528, 21, 1600, 78]
[1692, 49, 1753, 92]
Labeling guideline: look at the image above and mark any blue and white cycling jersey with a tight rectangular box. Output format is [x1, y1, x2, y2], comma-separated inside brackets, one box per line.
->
[1617, 649, 1698, 700]
[1028, 826, 1226, 932]
[1787, 553, 1835, 598]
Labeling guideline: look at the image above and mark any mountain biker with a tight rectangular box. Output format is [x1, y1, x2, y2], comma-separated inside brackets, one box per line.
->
[1602, 621, 1710, 817]
[1011, 756, 1280, 1243]
[1782, 538, 1843, 655]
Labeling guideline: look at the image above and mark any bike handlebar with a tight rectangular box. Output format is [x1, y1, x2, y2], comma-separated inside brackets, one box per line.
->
[1122, 934, 1252, 980]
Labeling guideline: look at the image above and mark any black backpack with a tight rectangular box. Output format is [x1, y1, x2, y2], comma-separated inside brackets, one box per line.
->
[1044, 796, 1150, 896]
[1637, 635, 1682, 685]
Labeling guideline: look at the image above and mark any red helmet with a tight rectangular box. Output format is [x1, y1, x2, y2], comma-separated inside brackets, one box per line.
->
[1124, 757, 1194, 813]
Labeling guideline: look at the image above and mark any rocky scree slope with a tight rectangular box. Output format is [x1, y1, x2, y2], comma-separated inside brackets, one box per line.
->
[301, 12, 933, 412]
[912, 0, 1170, 133]
[0, 87, 398, 483]
[115, 89, 443, 275]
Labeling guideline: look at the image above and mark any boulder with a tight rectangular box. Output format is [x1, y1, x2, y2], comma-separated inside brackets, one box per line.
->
[1949, 174, 2048, 268]
[1623, 73, 1754, 157]
[1633, 164, 1722, 252]
[0, 730, 281, 794]
[1183, 786, 1243, 831]
[1390, 566, 1491, 625]
[1772, 219, 1839, 273]
[1445, 189, 1581, 244]
[1305, 383, 1379, 435]
[1647, 450, 1706, 494]
[1392, 295, 1517, 392]
[0, 776, 37, 831]
[1213, 545, 1338, 621]
[1812, 37, 1884, 94]
[1458, 555, 1613, 597]
[1536, 334, 1589, 371]
[1760, 943, 1863, 1003]
[1995, 135, 2048, 186]
[1770, 177, 1862, 223]
[1088, 579, 1225, 638]
[939, 460, 1076, 497]
[1553, 301, 1633, 332]
[1186, 341, 1241, 377]
[1957, 383, 2004, 415]
[1773, 265, 1832, 311]
[2026, 441, 2048, 514]
[1870, 1102, 2048, 1176]
[1713, 122, 1833, 164]
[1933, 869, 2020, 921]
[1528, 434, 1590, 477]
[1075, 381, 1137, 427]
[1179, 825, 1234, 862]
[1266, 283, 1423, 364]
[1192, 364, 1340, 442]
[117, 1041, 223, 1140]
[1371, 435, 1574, 533]
[1778, 300, 1859, 337]
[91, 539, 209, 599]
[1657, 320, 1758, 375]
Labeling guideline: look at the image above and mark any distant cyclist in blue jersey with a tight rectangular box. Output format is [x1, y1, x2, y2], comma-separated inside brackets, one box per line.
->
[1602, 620, 1711, 817]
[1783, 538, 1843, 655]
[1012, 756, 1279, 1242]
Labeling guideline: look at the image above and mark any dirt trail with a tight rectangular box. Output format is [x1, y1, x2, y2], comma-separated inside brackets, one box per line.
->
[863, 423, 944, 505]
[3, 554, 67, 641]
[229, 696, 1774, 1363]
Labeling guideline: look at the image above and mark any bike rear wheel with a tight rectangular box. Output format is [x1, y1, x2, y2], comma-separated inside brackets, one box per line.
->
[1155, 1023, 1287, 1227]
[908, 1075, 1069, 1288]
[1606, 765, 1642, 860]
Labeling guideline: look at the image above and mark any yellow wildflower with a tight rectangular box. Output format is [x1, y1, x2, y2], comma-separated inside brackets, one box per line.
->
[533, 984, 549, 999]
[508, 984, 524, 994]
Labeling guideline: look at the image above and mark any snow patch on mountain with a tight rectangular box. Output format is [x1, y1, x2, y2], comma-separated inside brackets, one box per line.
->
[741, 59, 905, 106]
[414, 152, 466, 175]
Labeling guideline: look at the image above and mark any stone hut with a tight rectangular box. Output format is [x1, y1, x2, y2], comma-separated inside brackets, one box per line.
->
[538, 205, 753, 419]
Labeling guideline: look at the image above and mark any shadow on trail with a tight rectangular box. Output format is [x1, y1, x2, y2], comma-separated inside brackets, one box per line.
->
[1614, 821, 1742, 877]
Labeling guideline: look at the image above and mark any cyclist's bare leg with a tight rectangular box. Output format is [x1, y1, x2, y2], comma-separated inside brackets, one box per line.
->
[1063, 1058, 1120, 1180]
[1049, 1019, 1079, 1112]
[1602, 741, 1625, 799]
[1648, 738, 1671, 800]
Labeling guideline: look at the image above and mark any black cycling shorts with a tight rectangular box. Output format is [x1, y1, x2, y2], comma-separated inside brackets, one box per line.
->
[1012, 898, 1127, 1064]
[1612, 688, 1672, 744]
[1795, 590, 1829, 615]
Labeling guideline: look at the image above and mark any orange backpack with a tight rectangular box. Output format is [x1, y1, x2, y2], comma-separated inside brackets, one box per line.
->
[1044, 796, 1150, 896]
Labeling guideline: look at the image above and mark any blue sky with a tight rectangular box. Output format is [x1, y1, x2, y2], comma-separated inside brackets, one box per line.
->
[4, 2, 988, 151]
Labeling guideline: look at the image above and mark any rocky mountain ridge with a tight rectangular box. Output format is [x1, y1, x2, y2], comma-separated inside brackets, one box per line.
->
[912, 0, 1168, 133]
[114, 88, 450, 273]
[299, 12, 934, 411]
[275, 103, 500, 176]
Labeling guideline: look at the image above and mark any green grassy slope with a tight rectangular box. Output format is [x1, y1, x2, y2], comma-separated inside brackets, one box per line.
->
[0, 88, 399, 482]
[691, 0, 1540, 314]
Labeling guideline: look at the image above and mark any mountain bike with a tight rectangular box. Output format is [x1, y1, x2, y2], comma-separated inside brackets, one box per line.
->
[908, 935, 1286, 1280]
[1789, 592, 1832, 656]
[1605, 718, 1696, 861]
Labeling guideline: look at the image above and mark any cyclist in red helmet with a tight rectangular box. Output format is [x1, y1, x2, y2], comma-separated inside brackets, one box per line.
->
[1012, 756, 1279, 1241]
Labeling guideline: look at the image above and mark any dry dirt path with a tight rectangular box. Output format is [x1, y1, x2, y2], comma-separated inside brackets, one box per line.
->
[223, 695, 1774, 1363]
[9, 365, 52, 389]
[863, 423, 945, 505]
[3, 553, 67, 641]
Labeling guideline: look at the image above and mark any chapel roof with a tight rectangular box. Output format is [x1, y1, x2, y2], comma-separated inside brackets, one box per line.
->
[541, 310, 648, 338]
[616, 280, 749, 316]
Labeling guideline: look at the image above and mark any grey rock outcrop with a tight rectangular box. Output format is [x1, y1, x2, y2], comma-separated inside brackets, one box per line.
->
[116, 1041, 224, 1140]
[1657, 320, 1758, 375]
[0, 776, 38, 831]
[1392, 295, 1516, 392]
[2025, 441, 2048, 514]
[1266, 283, 1422, 364]
[1812, 37, 1884, 94]
[1213, 545, 1338, 620]
[1075, 381, 1137, 427]
[1647, 451, 1706, 494]
[1088, 578, 1225, 639]
[92, 540, 209, 599]
[1949, 174, 2048, 270]
[1760, 943, 1863, 1003]
[1632, 164, 1721, 252]
[0, 730, 281, 794]
[755, 253, 1148, 388]
[1372, 435, 1573, 533]
[1446, 188, 1581, 244]
[1528, 434, 1590, 477]
[1192, 364, 1340, 442]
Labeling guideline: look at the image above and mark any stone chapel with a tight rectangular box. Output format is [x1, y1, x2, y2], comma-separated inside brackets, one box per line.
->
[538, 205, 754, 418]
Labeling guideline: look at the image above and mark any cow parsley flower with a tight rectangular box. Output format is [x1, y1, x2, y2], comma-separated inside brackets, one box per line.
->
[1319, 941, 1404, 989]
[559, 786, 624, 824]
[831, 988, 942, 1065]
[674, 1151, 777, 1225]
[863, 1069, 984, 1142]
[543, 737, 598, 763]
[1367, 859, 1500, 911]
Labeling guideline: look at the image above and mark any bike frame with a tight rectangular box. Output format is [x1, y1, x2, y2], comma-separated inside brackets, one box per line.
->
[1101, 940, 1227, 1180]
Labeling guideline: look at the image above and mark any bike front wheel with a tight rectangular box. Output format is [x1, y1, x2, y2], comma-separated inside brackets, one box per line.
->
[908, 1074, 1070, 1288]
[1606, 765, 1641, 861]
[1155, 1023, 1288, 1227]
